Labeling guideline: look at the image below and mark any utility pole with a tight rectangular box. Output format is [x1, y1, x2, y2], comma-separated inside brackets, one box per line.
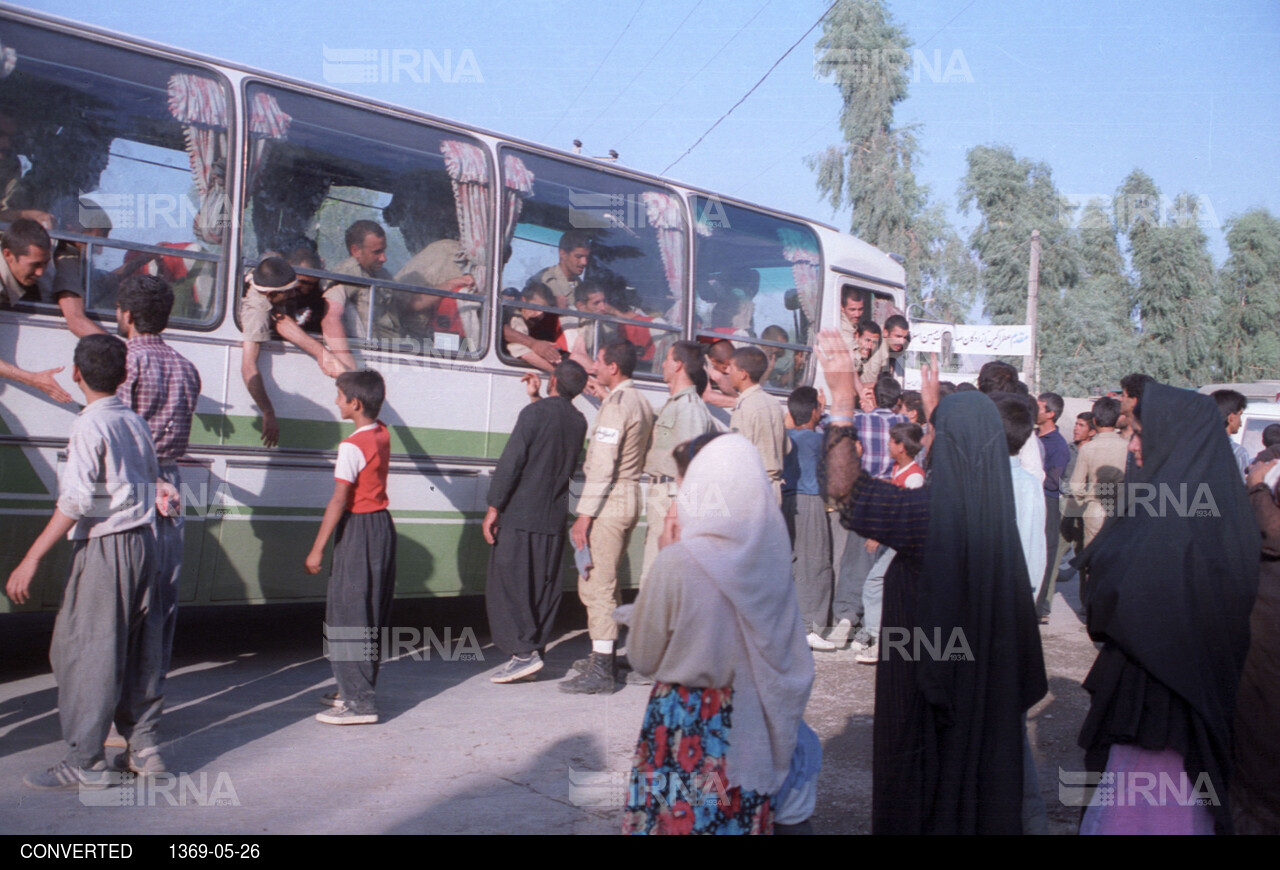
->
[1026, 229, 1041, 392]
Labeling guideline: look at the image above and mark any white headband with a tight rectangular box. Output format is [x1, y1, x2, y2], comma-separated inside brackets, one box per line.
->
[249, 277, 299, 295]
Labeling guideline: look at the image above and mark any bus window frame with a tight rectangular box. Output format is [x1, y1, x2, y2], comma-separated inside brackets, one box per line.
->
[689, 199, 825, 395]
[0, 24, 236, 333]
[1, 225, 228, 333]
[497, 144, 690, 376]
[236, 77, 497, 362]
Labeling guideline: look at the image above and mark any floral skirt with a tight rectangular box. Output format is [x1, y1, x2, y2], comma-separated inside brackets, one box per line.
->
[622, 682, 772, 835]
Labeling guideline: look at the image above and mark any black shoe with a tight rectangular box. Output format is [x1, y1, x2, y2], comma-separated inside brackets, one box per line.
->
[574, 655, 633, 674]
[559, 652, 620, 695]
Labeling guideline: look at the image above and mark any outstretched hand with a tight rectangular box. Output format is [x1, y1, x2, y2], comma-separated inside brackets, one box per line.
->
[816, 329, 857, 415]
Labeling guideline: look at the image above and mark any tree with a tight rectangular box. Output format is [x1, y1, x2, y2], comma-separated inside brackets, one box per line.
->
[808, 0, 966, 311]
[1115, 170, 1216, 386]
[1216, 208, 1280, 381]
[1037, 201, 1139, 395]
[957, 145, 1078, 327]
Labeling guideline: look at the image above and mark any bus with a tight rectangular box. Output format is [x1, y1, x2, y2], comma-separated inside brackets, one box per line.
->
[0, 7, 906, 613]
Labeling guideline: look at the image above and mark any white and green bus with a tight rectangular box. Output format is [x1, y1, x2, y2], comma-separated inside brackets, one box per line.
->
[0, 6, 905, 613]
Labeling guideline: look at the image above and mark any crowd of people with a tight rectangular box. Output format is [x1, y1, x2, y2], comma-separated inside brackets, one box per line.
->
[3, 213, 1277, 835]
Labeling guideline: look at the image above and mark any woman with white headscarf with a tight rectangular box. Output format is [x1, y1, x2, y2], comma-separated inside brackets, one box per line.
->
[622, 433, 814, 835]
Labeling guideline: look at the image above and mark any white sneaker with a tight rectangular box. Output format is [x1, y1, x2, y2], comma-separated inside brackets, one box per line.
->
[807, 632, 837, 652]
[827, 619, 854, 648]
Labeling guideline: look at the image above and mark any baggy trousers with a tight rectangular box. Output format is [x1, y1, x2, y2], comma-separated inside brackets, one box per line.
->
[325, 510, 396, 715]
[51, 527, 163, 766]
[485, 528, 566, 657]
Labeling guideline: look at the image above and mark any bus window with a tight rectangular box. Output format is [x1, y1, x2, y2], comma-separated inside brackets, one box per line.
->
[241, 83, 493, 359]
[0, 21, 230, 328]
[691, 197, 822, 391]
[498, 148, 685, 377]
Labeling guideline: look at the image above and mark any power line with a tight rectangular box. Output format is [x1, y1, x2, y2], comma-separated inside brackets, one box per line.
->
[580, 0, 706, 139]
[544, 1, 646, 142]
[616, 0, 772, 147]
[662, 5, 831, 176]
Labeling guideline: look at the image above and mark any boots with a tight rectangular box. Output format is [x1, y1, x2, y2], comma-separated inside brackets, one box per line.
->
[559, 651, 620, 695]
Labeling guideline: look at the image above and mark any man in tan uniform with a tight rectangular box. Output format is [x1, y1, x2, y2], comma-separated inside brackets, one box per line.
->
[1069, 396, 1130, 548]
[562, 339, 655, 695]
[320, 220, 395, 370]
[534, 229, 591, 311]
[640, 341, 719, 582]
[728, 345, 787, 504]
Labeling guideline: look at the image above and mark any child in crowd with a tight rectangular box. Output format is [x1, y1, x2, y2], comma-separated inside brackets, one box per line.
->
[6, 334, 166, 788]
[783, 386, 836, 652]
[857, 422, 926, 664]
[305, 369, 395, 725]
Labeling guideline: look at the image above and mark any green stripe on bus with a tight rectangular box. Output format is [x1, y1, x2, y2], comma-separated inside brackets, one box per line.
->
[193, 413, 510, 458]
[0, 436, 52, 495]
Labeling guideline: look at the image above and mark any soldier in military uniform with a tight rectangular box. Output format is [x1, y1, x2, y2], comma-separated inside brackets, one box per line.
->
[533, 229, 591, 312]
[728, 346, 788, 505]
[640, 341, 719, 582]
[561, 339, 655, 695]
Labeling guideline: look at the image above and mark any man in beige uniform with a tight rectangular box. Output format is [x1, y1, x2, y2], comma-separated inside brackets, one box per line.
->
[534, 229, 591, 312]
[728, 345, 787, 504]
[320, 220, 395, 370]
[640, 341, 719, 582]
[562, 339, 655, 695]
[1069, 396, 1130, 548]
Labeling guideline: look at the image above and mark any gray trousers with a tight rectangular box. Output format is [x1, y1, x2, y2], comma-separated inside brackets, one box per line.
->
[784, 493, 833, 633]
[155, 464, 185, 676]
[326, 510, 397, 715]
[51, 527, 163, 766]
[830, 513, 874, 626]
[1035, 494, 1062, 618]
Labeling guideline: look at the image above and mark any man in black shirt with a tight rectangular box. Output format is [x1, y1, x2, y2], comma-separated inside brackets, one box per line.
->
[483, 360, 589, 683]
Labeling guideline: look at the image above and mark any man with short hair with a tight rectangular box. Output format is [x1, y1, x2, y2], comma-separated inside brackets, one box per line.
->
[0, 218, 70, 402]
[0, 217, 51, 306]
[536, 229, 592, 312]
[563, 340, 655, 694]
[1035, 392, 1071, 621]
[728, 345, 788, 504]
[483, 362, 589, 684]
[115, 275, 201, 685]
[836, 285, 867, 356]
[640, 341, 719, 582]
[854, 320, 883, 382]
[702, 338, 739, 410]
[321, 220, 395, 370]
[873, 314, 912, 380]
[1069, 396, 1129, 549]
[1212, 389, 1251, 479]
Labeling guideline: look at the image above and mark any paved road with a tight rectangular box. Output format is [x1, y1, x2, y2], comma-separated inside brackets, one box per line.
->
[0, 585, 1097, 836]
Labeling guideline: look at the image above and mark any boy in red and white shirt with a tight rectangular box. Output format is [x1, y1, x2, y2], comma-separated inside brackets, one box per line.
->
[305, 369, 395, 725]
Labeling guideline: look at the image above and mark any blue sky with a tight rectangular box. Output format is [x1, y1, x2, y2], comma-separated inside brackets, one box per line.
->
[15, 0, 1280, 266]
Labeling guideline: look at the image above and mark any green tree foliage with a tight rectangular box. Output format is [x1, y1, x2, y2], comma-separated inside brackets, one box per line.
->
[1037, 201, 1139, 394]
[809, 0, 969, 313]
[1216, 208, 1280, 381]
[957, 145, 1078, 327]
[1115, 170, 1216, 386]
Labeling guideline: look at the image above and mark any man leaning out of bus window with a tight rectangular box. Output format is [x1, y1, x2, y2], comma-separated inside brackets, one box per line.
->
[242, 256, 348, 447]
